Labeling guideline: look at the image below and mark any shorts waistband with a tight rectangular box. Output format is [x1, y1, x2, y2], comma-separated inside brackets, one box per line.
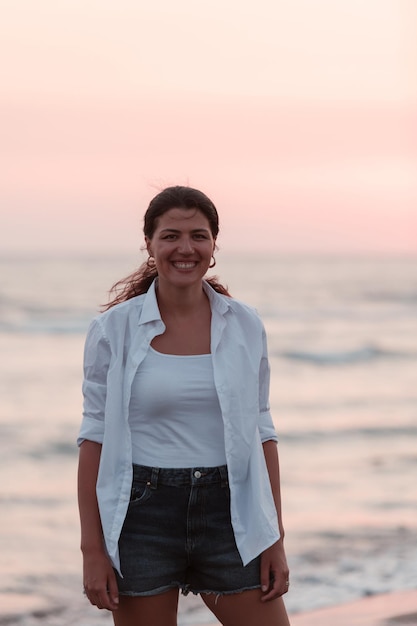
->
[132, 464, 228, 488]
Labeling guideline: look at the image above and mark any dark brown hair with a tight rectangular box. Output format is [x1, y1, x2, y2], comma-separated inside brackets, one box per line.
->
[103, 186, 230, 310]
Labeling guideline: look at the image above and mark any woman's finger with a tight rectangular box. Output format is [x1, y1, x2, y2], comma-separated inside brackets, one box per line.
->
[261, 572, 290, 601]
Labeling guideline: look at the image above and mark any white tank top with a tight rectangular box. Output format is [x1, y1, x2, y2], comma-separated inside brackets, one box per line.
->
[128, 346, 227, 467]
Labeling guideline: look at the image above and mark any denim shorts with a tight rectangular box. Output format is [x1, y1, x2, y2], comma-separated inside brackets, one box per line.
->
[115, 464, 262, 597]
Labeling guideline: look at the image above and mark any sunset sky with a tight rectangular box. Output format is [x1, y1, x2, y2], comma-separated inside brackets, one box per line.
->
[1, 0, 416, 255]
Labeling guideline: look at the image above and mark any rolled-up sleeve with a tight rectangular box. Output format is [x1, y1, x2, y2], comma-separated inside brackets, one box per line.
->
[258, 325, 278, 443]
[77, 318, 110, 446]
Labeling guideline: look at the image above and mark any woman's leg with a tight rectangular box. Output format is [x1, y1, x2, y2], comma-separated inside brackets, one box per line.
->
[201, 588, 290, 626]
[113, 588, 180, 626]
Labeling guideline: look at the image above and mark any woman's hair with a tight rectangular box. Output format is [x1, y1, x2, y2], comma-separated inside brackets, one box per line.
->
[103, 186, 230, 310]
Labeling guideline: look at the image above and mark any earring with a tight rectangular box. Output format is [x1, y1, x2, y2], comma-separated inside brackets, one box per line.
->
[209, 255, 216, 268]
[146, 255, 156, 268]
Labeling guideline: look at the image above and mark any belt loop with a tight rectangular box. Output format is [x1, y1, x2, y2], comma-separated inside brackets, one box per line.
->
[150, 467, 159, 489]
[219, 465, 228, 487]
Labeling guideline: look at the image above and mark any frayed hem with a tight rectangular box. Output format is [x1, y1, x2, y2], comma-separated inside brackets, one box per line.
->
[119, 583, 262, 599]
[119, 582, 183, 597]
[181, 584, 262, 600]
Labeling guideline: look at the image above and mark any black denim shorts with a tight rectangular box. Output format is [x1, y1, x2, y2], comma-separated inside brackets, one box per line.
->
[116, 464, 261, 597]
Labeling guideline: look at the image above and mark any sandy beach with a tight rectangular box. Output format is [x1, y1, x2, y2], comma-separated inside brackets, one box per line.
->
[1, 588, 416, 625]
[290, 589, 417, 626]
[181, 589, 417, 626]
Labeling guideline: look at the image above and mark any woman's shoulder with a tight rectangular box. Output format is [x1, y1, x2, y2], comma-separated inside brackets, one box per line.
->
[206, 281, 257, 316]
[227, 294, 259, 316]
[223, 295, 264, 330]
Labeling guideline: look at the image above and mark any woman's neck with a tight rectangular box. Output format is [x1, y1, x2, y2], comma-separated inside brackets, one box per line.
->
[155, 280, 207, 317]
[152, 280, 212, 355]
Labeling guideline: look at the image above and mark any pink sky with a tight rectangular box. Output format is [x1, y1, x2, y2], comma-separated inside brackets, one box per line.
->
[1, 0, 416, 255]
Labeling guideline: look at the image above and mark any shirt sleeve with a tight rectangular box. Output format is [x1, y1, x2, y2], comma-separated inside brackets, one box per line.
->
[77, 317, 110, 446]
[258, 325, 278, 443]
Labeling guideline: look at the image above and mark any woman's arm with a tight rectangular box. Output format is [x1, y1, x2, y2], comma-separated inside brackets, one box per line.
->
[263, 440, 285, 538]
[260, 440, 290, 602]
[78, 440, 119, 611]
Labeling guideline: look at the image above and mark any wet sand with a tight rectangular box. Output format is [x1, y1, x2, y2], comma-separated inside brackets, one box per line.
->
[1, 588, 416, 625]
[289, 589, 417, 626]
[183, 589, 417, 626]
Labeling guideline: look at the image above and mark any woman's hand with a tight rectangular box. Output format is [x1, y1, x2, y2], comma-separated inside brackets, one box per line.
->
[260, 539, 290, 602]
[83, 549, 119, 611]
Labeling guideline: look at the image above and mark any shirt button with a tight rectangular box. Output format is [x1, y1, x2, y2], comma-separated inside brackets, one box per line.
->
[194, 470, 202, 479]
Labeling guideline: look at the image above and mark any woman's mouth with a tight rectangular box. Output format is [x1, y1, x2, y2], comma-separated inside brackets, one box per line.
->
[172, 261, 197, 270]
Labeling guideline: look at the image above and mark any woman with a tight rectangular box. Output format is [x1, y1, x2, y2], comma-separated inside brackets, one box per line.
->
[78, 186, 290, 626]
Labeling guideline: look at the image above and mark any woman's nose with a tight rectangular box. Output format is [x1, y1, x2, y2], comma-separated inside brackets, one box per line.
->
[178, 237, 194, 253]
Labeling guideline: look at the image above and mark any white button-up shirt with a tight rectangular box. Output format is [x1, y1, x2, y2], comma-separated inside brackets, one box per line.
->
[78, 280, 280, 575]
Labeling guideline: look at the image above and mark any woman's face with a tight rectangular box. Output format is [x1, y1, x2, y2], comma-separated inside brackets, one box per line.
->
[146, 207, 216, 290]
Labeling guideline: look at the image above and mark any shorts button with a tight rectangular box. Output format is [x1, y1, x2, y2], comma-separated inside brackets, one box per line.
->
[194, 470, 202, 478]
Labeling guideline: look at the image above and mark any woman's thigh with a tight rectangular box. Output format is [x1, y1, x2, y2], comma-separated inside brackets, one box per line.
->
[201, 588, 290, 626]
[113, 588, 179, 626]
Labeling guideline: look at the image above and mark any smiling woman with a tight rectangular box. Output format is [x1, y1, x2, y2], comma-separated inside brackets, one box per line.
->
[77, 185, 291, 626]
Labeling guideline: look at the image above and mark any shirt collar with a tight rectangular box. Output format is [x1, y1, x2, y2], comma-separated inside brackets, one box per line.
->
[138, 279, 162, 325]
[202, 280, 230, 316]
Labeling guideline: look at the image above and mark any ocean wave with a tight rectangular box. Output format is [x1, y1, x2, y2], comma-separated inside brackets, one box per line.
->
[279, 345, 416, 366]
[0, 294, 95, 334]
[0, 320, 90, 334]
[28, 441, 78, 459]
[0, 307, 92, 334]
[283, 424, 417, 443]
[364, 290, 417, 305]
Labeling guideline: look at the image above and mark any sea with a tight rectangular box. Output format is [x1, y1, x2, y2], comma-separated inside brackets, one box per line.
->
[0, 253, 416, 625]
